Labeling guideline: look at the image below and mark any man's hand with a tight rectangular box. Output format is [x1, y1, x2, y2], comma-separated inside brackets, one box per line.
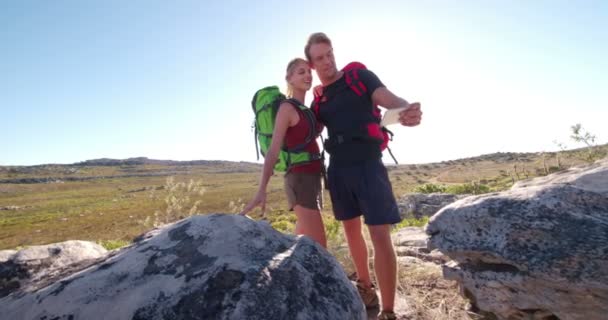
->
[239, 190, 267, 217]
[399, 102, 422, 126]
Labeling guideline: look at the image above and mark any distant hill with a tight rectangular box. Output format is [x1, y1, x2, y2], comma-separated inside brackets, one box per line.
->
[1, 144, 606, 184]
[0, 157, 262, 183]
[74, 157, 259, 167]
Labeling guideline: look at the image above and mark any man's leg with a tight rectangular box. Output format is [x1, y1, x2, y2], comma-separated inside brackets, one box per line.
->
[368, 224, 397, 312]
[342, 216, 372, 286]
[343, 216, 380, 309]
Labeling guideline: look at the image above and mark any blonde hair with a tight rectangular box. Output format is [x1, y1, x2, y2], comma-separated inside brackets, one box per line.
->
[305, 32, 332, 62]
[285, 57, 308, 98]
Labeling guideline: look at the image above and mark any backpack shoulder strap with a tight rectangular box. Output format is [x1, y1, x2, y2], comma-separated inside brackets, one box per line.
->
[344, 67, 383, 121]
[311, 94, 322, 122]
[280, 99, 319, 151]
[344, 68, 368, 97]
[281, 98, 301, 109]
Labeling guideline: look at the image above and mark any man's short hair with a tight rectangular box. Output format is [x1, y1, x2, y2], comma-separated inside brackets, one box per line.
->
[305, 32, 332, 62]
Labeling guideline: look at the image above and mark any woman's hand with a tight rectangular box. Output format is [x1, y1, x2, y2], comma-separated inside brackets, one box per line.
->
[239, 189, 267, 217]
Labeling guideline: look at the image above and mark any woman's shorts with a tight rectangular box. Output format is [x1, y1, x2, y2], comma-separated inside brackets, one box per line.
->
[284, 172, 323, 211]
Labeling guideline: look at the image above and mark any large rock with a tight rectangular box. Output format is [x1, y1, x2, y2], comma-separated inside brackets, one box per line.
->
[392, 227, 448, 265]
[426, 159, 608, 320]
[512, 157, 608, 195]
[0, 240, 108, 298]
[398, 193, 464, 219]
[0, 214, 365, 320]
[0, 250, 17, 263]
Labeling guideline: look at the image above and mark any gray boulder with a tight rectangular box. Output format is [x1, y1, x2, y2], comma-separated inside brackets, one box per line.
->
[0, 240, 108, 298]
[512, 157, 608, 195]
[426, 158, 608, 320]
[0, 214, 365, 320]
[392, 227, 448, 265]
[398, 193, 464, 219]
[0, 250, 17, 263]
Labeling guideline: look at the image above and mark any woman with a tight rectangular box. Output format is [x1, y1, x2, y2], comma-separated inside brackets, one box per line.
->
[240, 58, 327, 248]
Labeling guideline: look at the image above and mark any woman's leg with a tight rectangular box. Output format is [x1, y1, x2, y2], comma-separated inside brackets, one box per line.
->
[293, 205, 327, 248]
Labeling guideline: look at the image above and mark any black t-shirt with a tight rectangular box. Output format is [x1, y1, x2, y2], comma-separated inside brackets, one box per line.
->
[318, 69, 385, 164]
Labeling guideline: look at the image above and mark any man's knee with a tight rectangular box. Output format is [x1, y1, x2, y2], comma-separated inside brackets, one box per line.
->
[368, 224, 391, 243]
[342, 216, 362, 235]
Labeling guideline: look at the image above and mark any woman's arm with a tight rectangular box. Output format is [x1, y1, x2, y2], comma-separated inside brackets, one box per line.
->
[240, 102, 296, 215]
[258, 103, 294, 190]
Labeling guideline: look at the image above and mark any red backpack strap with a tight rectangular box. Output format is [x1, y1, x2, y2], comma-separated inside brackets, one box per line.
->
[312, 100, 320, 122]
[343, 61, 367, 72]
[343, 62, 397, 163]
[311, 85, 324, 123]
[344, 69, 368, 97]
[344, 67, 382, 121]
[343, 61, 368, 97]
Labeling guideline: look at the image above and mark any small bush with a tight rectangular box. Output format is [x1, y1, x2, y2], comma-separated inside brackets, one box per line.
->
[413, 184, 447, 194]
[323, 215, 342, 243]
[414, 182, 491, 195]
[445, 182, 490, 195]
[271, 220, 295, 233]
[392, 216, 429, 231]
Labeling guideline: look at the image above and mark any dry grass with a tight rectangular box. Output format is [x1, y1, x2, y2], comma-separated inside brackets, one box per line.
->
[397, 261, 474, 320]
[328, 228, 476, 320]
[0, 168, 275, 249]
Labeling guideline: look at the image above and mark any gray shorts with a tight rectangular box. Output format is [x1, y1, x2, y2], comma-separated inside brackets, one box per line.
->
[284, 172, 324, 211]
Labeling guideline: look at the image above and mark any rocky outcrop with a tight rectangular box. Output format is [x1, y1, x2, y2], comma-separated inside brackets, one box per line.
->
[393, 227, 448, 265]
[398, 193, 465, 219]
[0, 250, 17, 262]
[0, 214, 365, 320]
[0, 240, 108, 298]
[512, 157, 608, 195]
[426, 158, 608, 320]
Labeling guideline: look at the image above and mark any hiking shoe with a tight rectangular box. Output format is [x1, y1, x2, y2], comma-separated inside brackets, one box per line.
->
[378, 310, 397, 320]
[356, 280, 379, 309]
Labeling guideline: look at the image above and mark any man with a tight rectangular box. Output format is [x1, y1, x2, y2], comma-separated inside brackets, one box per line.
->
[305, 32, 422, 320]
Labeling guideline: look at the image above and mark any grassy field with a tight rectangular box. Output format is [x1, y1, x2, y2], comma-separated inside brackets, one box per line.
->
[2, 147, 602, 250]
[0, 163, 271, 249]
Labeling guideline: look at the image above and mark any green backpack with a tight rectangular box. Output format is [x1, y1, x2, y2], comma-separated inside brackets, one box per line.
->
[251, 86, 321, 172]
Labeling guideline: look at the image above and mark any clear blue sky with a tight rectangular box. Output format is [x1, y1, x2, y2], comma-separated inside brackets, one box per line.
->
[2, 0, 607, 166]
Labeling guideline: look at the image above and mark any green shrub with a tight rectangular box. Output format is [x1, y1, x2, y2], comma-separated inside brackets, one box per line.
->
[271, 220, 295, 233]
[445, 182, 490, 195]
[413, 183, 447, 193]
[392, 216, 429, 232]
[323, 215, 342, 243]
[414, 182, 491, 195]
